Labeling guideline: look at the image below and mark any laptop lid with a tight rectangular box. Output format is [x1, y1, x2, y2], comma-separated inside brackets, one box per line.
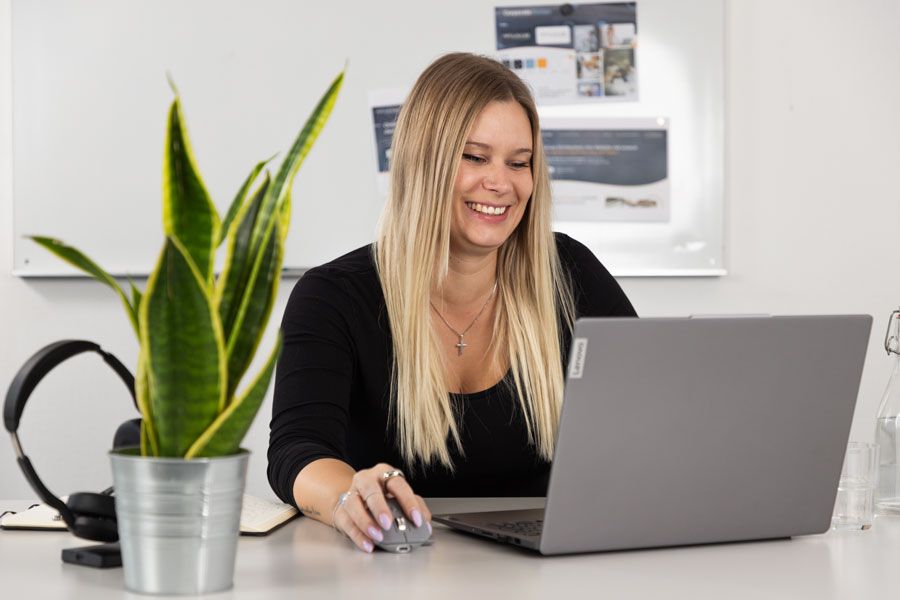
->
[539, 315, 872, 555]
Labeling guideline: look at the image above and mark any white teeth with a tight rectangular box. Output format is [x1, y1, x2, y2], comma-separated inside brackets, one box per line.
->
[466, 202, 507, 215]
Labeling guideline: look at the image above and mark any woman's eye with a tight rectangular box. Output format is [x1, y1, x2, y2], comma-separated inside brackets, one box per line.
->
[463, 154, 530, 170]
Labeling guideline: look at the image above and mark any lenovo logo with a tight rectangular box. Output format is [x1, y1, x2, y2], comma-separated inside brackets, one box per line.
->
[568, 338, 588, 379]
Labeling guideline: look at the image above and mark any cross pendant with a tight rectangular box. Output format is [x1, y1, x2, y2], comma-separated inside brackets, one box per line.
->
[455, 335, 468, 356]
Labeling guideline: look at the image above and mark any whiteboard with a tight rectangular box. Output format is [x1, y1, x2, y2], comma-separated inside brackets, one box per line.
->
[11, 0, 723, 277]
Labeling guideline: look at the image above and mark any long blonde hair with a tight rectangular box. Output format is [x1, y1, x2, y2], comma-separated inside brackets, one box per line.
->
[374, 53, 575, 470]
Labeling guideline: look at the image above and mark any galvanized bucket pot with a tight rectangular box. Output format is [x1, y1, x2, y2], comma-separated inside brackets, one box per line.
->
[109, 448, 249, 595]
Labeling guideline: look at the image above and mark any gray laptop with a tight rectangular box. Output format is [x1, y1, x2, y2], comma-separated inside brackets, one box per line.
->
[433, 315, 872, 555]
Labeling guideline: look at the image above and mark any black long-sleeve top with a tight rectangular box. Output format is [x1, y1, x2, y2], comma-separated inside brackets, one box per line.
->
[267, 233, 637, 505]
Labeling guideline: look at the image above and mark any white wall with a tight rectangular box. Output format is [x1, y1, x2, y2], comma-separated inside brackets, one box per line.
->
[2, 0, 899, 501]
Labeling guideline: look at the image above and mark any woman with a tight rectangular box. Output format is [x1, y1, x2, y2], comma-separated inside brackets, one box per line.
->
[268, 52, 636, 553]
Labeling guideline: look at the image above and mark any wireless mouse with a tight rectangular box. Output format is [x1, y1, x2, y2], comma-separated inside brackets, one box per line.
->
[374, 497, 433, 553]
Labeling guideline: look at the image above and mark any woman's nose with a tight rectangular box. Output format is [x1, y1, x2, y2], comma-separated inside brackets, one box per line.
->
[482, 165, 512, 194]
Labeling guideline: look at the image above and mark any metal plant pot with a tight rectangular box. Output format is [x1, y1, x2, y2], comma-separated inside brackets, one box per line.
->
[109, 448, 249, 595]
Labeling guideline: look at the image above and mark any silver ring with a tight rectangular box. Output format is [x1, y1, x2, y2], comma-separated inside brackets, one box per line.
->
[363, 491, 379, 504]
[381, 469, 405, 486]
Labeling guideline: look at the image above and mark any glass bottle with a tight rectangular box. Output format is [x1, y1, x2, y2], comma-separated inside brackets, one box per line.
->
[875, 308, 900, 515]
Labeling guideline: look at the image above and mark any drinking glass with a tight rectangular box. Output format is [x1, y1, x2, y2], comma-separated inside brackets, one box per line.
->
[832, 441, 879, 531]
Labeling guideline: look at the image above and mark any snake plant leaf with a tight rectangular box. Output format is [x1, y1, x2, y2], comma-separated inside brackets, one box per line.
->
[217, 173, 270, 340]
[216, 73, 343, 394]
[141, 236, 226, 457]
[163, 97, 220, 285]
[185, 335, 281, 458]
[128, 279, 143, 315]
[135, 353, 159, 456]
[278, 190, 291, 244]
[247, 71, 344, 260]
[29, 236, 139, 337]
[140, 423, 150, 456]
[224, 218, 284, 399]
[217, 156, 274, 247]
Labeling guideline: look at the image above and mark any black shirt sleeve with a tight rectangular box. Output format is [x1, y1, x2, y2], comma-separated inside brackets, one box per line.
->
[267, 269, 357, 506]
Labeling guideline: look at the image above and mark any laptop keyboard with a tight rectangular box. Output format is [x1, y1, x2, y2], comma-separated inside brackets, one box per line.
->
[487, 519, 544, 537]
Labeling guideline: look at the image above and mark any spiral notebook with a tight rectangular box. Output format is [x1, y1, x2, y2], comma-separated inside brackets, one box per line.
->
[0, 494, 298, 536]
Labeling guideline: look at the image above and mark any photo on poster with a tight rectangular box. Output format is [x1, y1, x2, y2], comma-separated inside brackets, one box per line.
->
[599, 22, 636, 47]
[576, 52, 602, 80]
[495, 2, 637, 104]
[542, 117, 669, 223]
[604, 48, 636, 96]
[573, 24, 599, 52]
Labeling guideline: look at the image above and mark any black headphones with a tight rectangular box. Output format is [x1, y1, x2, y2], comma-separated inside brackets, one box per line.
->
[3, 340, 139, 543]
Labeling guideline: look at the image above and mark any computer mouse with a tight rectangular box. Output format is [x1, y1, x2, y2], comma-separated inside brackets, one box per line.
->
[374, 497, 433, 553]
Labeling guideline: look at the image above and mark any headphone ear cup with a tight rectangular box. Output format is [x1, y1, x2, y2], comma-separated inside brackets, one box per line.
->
[67, 492, 117, 521]
[72, 515, 119, 543]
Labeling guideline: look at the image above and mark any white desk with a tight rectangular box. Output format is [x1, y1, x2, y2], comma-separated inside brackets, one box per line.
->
[1, 497, 898, 599]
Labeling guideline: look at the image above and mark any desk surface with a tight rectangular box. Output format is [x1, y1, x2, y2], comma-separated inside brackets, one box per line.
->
[2, 497, 898, 599]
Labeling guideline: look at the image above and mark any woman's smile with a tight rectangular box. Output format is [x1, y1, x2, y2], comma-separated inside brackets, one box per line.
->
[464, 200, 512, 220]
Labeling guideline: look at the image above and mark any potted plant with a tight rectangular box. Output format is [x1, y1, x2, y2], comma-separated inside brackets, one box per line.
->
[30, 72, 343, 595]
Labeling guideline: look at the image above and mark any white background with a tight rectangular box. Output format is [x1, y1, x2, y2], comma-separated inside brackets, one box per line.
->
[1, 0, 899, 501]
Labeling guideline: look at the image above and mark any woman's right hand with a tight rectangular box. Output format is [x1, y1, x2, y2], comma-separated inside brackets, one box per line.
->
[332, 462, 432, 553]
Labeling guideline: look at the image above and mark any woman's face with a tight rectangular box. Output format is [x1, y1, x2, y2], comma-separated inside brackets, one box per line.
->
[449, 100, 534, 257]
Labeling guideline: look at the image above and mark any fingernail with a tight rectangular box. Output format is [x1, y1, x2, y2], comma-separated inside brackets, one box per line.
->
[427, 521, 432, 535]
[379, 513, 392, 530]
[412, 509, 423, 528]
[367, 526, 384, 542]
[362, 540, 374, 553]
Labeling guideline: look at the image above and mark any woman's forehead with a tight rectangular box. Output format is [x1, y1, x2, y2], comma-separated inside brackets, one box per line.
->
[466, 101, 533, 149]
[464, 140, 532, 154]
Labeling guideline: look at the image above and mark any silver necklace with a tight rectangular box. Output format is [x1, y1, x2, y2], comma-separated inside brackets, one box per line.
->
[430, 282, 498, 356]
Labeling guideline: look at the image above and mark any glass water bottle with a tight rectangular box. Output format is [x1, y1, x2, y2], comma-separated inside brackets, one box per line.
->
[875, 308, 900, 515]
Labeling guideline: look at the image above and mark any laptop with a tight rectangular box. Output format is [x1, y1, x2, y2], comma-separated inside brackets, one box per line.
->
[433, 315, 872, 555]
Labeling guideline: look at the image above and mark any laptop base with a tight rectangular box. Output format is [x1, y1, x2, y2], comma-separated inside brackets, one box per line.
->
[433, 508, 544, 551]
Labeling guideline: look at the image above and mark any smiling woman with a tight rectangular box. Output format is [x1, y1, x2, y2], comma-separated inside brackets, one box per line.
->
[267, 52, 637, 554]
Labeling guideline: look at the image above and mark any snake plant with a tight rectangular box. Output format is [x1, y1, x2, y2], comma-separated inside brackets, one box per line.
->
[30, 72, 344, 458]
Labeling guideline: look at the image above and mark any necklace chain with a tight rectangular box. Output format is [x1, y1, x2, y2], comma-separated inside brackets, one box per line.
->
[430, 282, 498, 356]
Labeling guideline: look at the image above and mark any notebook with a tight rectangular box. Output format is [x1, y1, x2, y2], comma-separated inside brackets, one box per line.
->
[0, 494, 298, 536]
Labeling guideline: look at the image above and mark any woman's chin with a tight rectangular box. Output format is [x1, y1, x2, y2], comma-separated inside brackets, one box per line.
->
[451, 209, 523, 256]
[451, 231, 512, 256]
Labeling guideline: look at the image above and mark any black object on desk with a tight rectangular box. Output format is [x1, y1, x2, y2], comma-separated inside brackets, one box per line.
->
[4, 340, 140, 569]
[61, 542, 123, 568]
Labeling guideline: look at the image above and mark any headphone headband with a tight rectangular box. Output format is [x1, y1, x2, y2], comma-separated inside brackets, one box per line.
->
[4, 340, 136, 537]
[4, 340, 136, 433]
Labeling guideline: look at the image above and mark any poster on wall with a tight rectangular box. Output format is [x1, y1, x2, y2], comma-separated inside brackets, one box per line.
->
[368, 90, 406, 196]
[495, 2, 638, 104]
[368, 104, 668, 223]
[543, 117, 669, 223]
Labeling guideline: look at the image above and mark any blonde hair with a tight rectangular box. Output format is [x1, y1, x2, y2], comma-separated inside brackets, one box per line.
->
[374, 52, 575, 470]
